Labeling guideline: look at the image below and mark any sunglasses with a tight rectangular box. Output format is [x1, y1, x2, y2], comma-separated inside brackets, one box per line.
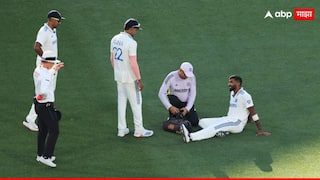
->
[51, 17, 61, 23]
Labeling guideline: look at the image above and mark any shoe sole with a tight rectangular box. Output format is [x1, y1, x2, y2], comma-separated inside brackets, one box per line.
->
[117, 129, 130, 137]
[23, 121, 39, 132]
[39, 158, 56, 168]
[37, 156, 56, 162]
[117, 133, 129, 137]
[181, 124, 190, 143]
[134, 132, 154, 138]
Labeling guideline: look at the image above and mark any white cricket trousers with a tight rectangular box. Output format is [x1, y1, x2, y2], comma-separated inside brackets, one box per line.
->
[190, 116, 246, 141]
[117, 81, 144, 132]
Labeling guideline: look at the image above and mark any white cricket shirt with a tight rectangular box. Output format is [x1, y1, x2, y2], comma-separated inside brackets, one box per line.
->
[158, 70, 196, 111]
[35, 23, 58, 66]
[33, 66, 57, 103]
[227, 87, 254, 122]
[110, 32, 137, 83]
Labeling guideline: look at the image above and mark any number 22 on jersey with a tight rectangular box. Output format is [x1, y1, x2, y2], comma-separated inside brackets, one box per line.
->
[113, 47, 123, 61]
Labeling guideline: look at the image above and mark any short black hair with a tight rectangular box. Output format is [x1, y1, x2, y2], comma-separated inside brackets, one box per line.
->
[229, 75, 242, 85]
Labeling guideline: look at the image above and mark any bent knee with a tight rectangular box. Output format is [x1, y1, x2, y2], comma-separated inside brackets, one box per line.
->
[199, 118, 211, 128]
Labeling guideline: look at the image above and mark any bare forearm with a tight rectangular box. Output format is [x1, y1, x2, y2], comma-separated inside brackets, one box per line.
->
[110, 53, 114, 68]
[129, 56, 141, 80]
[34, 42, 43, 57]
[254, 119, 271, 136]
[254, 120, 263, 131]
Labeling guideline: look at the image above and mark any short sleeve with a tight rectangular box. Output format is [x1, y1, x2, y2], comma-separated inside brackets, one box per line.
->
[36, 29, 47, 46]
[244, 94, 254, 108]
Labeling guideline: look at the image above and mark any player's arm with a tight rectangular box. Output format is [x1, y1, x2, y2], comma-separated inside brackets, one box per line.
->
[129, 56, 141, 80]
[158, 74, 179, 115]
[34, 30, 48, 57]
[247, 106, 271, 136]
[110, 40, 114, 68]
[110, 53, 114, 68]
[34, 42, 43, 57]
[129, 56, 143, 91]
[182, 77, 196, 116]
[128, 41, 143, 90]
[48, 62, 64, 76]
[158, 75, 171, 109]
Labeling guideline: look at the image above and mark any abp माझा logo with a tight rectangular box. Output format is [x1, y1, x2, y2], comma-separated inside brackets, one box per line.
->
[264, 8, 314, 21]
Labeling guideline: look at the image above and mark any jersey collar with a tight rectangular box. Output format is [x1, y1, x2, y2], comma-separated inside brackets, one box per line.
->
[44, 23, 56, 34]
[121, 31, 133, 39]
[232, 87, 243, 97]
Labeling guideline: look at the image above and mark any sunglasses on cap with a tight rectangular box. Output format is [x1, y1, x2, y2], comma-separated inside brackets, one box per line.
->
[51, 17, 61, 22]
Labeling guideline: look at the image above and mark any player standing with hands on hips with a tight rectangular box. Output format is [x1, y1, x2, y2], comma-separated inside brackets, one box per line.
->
[110, 18, 153, 138]
[158, 62, 199, 134]
[34, 50, 64, 168]
[23, 10, 65, 131]
[181, 75, 271, 143]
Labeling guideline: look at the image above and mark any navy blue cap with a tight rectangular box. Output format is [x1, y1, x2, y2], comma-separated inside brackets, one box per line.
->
[124, 18, 142, 30]
[47, 10, 65, 20]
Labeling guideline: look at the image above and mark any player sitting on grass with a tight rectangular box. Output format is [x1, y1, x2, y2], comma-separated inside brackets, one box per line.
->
[181, 75, 271, 143]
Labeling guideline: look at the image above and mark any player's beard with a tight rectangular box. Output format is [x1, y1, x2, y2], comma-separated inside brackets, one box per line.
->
[229, 85, 236, 91]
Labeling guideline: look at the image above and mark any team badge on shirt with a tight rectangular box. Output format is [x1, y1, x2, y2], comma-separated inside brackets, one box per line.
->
[247, 100, 252, 104]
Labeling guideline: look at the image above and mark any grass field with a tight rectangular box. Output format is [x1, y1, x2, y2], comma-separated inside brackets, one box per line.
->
[1, 0, 320, 178]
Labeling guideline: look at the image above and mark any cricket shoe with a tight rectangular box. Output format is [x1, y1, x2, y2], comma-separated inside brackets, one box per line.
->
[180, 124, 190, 143]
[117, 128, 130, 137]
[134, 129, 154, 137]
[23, 120, 38, 131]
[38, 156, 56, 168]
[216, 131, 230, 137]
[37, 155, 56, 162]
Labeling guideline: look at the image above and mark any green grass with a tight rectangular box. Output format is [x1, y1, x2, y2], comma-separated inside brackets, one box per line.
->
[1, 0, 320, 177]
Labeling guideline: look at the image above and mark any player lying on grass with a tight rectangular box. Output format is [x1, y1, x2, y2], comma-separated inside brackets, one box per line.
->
[181, 75, 271, 143]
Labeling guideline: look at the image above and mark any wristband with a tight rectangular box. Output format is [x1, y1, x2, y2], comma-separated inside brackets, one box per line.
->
[252, 114, 259, 121]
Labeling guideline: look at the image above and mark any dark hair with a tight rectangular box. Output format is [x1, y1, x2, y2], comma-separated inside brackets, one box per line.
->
[229, 75, 242, 85]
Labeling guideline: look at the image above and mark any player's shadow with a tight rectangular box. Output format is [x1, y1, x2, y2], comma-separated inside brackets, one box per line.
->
[254, 151, 273, 172]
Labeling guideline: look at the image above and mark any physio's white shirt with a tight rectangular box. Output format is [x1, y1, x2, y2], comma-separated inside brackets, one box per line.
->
[159, 70, 196, 111]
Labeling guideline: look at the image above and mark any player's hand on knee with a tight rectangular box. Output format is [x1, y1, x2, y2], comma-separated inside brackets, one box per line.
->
[169, 106, 179, 115]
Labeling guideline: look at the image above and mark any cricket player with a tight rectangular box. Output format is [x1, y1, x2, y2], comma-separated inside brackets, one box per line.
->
[159, 62, 199, 134]
[34, 50, 64, 168]
[181, 75, 271, 143]
[110, 18, 153, 138]
[23, 10, 64, 131]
